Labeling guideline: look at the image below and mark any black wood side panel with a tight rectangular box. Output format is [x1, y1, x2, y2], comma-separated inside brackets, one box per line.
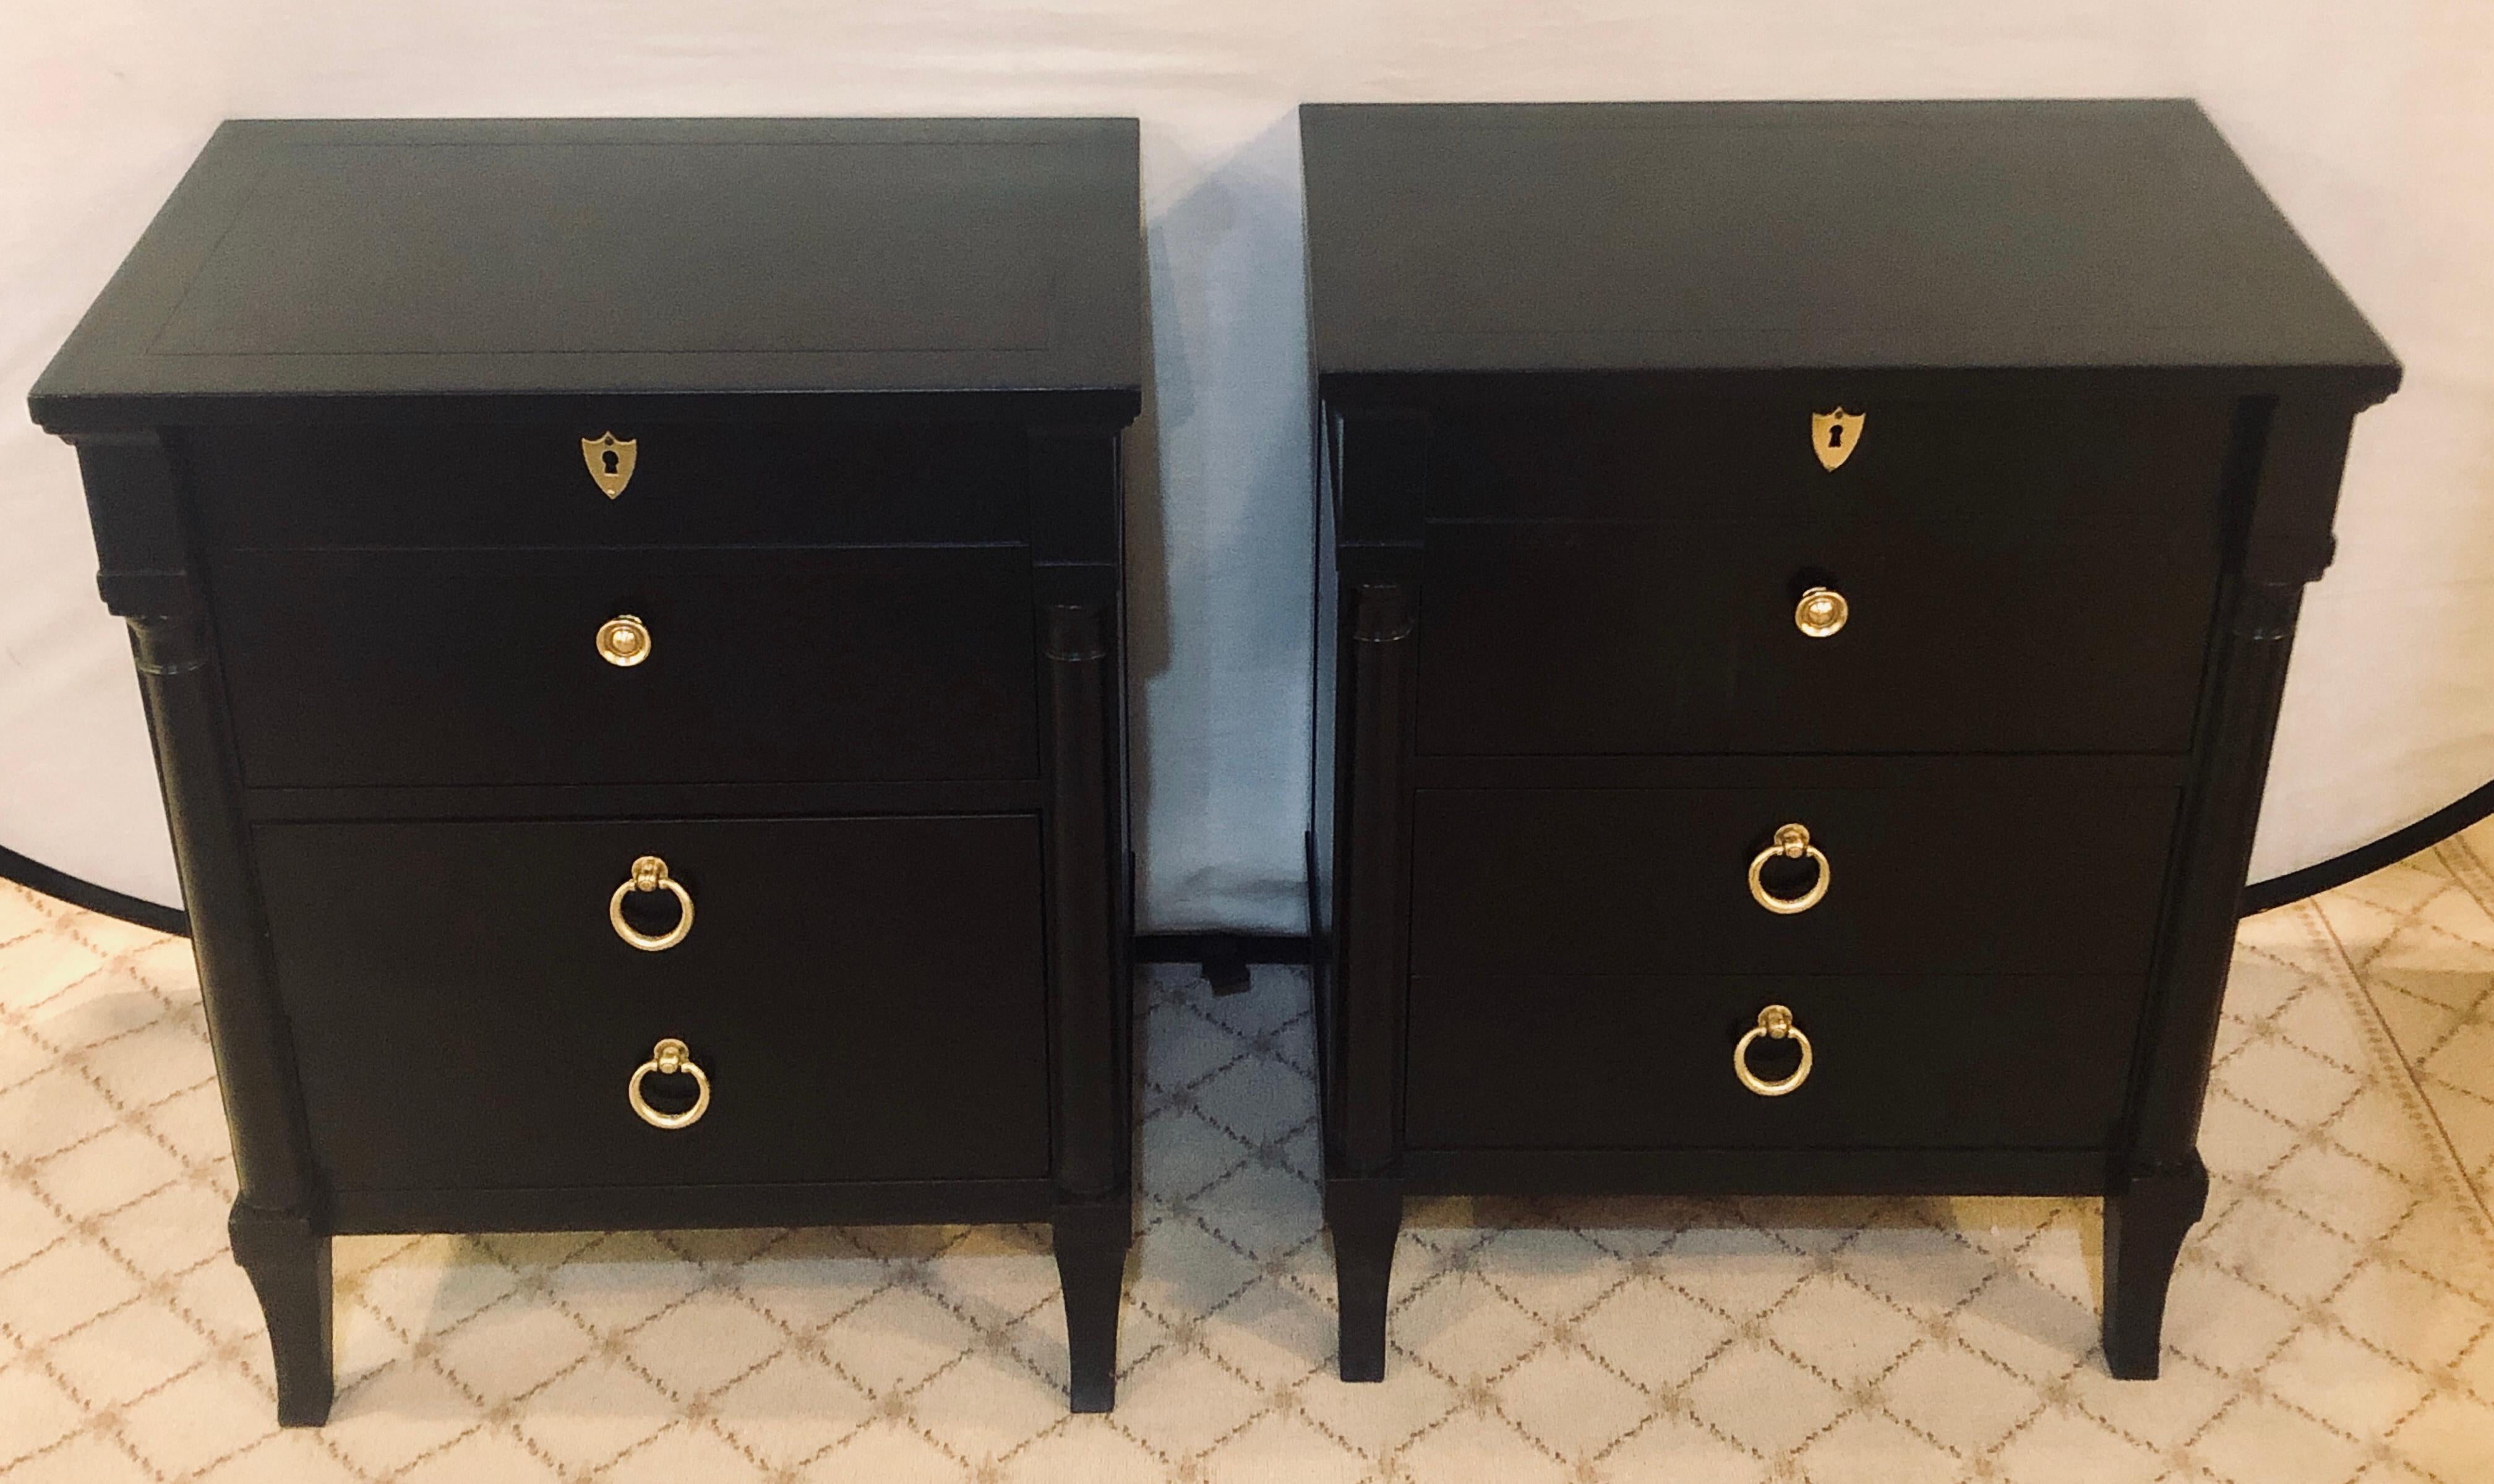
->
[1412, 784, 2180, 979]
[1407, 973, 2145, 1151]
[255, 814, 1052, 1191]
[211, 546, 1039, 788]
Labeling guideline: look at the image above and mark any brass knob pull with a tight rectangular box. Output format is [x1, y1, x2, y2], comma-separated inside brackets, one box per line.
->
[596, 614, 652, 667]
[1747, 823, 1830, 914]
[1794, 586, 1848, 638]
[609, 854, 693, 951]
[627, 1038, 711, 1129]
[1733, 1005, 1814, 1097]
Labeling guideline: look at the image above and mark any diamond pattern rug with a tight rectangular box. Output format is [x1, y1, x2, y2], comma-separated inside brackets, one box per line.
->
[2309, 819, 2494, 1217]
[2, 862, 2492, 1482]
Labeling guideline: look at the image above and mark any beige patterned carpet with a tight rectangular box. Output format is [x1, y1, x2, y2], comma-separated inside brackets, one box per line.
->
[5, 831, 2494, 1483]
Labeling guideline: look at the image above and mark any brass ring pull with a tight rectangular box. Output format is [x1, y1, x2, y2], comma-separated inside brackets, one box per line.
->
[1747, 823, 1830, 914]
[609, 854, 693, 951]
[596, 614, 652, 667]
[1733, 1005, 1814, 1097]
[627, 1038, 711, 1129]
[1794, 586, 1848, 638]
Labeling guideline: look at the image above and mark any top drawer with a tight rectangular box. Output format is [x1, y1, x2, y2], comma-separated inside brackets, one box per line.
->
[1425, 395, 2237, 525]
[182, 421, 1028, 549]
[1407, 393, 2234, 757]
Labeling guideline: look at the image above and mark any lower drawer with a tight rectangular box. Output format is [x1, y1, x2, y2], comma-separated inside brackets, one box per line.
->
[1411, 783, 2180, 977]
[254, 813, 1050, 1191]
[1405, 974, 2146, 1151]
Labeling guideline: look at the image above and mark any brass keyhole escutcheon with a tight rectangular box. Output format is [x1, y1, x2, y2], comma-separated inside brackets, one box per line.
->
[627, 1037, 711, 1129]
[609, 854, 693, 951]
[581, 432, 639, 497]
[1810, 408, 1864, 471]
[1747, 823, 1831, 914]
[1795, 586, 1849, 639]
[1733, 1005, 1814, 1097]
[596, 614, 652, 667]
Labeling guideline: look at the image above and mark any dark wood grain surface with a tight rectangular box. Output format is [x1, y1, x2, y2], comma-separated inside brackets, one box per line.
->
[32, 118, 1144, 431]
[1303, 100, 2396, 388]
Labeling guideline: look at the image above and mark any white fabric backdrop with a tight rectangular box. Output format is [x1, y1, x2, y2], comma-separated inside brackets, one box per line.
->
[3, 1, 2488, 929]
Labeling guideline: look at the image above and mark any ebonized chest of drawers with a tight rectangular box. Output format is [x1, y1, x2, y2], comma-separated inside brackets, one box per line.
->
[33, 118, 1144, 1420]
[1301, 101, 2399, 1382]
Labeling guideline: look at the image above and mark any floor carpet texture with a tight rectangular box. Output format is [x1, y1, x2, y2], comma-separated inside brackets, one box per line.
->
[3, 836, 2493, 1482]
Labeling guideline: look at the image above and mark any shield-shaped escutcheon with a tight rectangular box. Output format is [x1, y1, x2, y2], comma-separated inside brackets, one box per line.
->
[581, 432, 638, 497]
[1809, 408, 1864, 471]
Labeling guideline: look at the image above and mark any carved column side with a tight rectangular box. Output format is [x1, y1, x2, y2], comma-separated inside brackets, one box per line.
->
[77, 432, 320, 1219]
[125, 614, 320, 1214]
[1041, 596, 1128, 1412]
[2127, 577, 2303, 1163]
[2127, 393, 2365, 1167]
[1339, 580, 1416, 1176]
[82, 431, 334, 1422]
[1042, 601, 1124, 1201]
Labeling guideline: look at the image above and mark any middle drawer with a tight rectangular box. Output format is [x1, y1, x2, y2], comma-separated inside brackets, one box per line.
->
[211, 546, 1038, 789]
[1411, 783, 2181, 978]
[1418, 518, 2221, 756]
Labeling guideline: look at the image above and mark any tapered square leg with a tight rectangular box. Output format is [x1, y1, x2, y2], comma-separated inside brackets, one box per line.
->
[228, 1201, 333, 1426]
[1052, 1202, 1130, 1412]
[1326, 1178, 1403, 1382]
[2102, 1156, 2209, 1379]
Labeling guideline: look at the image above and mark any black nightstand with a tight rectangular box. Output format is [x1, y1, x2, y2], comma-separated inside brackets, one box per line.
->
[1302, 100, 2398, 1383]
[32, 118, 1144, 1420]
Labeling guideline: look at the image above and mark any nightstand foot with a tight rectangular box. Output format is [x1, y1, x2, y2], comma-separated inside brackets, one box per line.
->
[1053, 1203, 1130, 1412]
[229, 1201, 333, 1426]
[2102, 1156, 2209, 1379]
[1326, 1178, 1402, 1381]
